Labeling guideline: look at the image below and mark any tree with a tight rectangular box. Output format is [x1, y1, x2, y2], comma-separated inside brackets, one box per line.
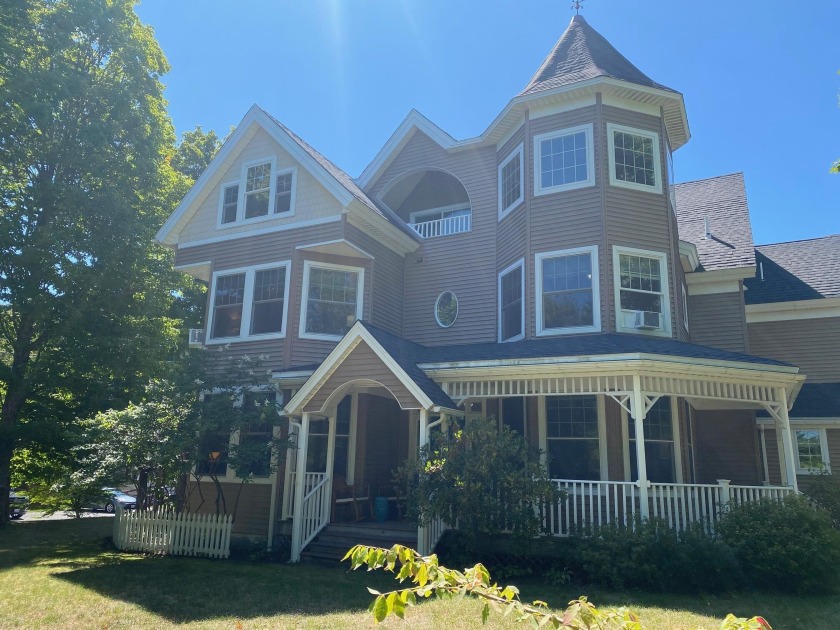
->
[172, 126, 223, 181]
[0, 0, 187, 523]
[395, 417, 560, 550]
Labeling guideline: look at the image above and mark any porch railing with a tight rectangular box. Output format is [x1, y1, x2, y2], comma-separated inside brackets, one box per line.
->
[298, 474, 331, 551]
[418, 516, 448, 556]
[545, 479, 794, 537]
[282, 472, 327, 520]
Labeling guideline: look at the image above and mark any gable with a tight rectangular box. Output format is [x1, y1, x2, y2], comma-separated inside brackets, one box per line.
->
[177, 127, 344, 245]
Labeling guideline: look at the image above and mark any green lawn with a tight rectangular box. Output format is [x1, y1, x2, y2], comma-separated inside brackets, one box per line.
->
[0, 517, 834, 629]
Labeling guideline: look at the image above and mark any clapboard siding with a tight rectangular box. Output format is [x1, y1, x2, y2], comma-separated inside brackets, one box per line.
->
[188, 481, 271, 538]
[748, 317, 840, 382]
[528, 106, 606, 337]
[345, 222, 405, 337]
[289, 250, 374, 367]
[369, 131, 498, 346]
[179, 128, 344, 244]
[688, 290, 749, 353]
[602, 106, 677, 337]
[303, 341, 420, 413]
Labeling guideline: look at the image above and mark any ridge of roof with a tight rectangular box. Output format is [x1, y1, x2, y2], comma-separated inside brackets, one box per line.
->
[259, 108, 421, 242]
[674, 171, 745, 188]
[521, 15, 676, 97]
[755, 233, 840, 249]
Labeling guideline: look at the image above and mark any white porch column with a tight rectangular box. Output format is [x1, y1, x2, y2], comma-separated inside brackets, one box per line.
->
[323, 411, 337, 520]
[776, 388, 799, 492]
[630, 375, 650, 520]
[417, 408, 430, 554]
[290, 412, 310, 562]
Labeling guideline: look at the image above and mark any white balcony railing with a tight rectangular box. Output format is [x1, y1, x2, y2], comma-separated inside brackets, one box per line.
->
[409, 213, 471, 239]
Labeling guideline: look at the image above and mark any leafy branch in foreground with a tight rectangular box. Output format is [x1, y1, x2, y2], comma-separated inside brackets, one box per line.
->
[343, 544, 641, 628]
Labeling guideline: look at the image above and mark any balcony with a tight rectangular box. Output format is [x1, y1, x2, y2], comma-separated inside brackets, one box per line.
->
[409, 211, 471, 239]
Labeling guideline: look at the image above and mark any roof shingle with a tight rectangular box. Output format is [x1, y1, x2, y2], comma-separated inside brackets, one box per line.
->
[744, 235, 840, 304]
[674, 173, 756, 271]
[521, 15, 676, 97]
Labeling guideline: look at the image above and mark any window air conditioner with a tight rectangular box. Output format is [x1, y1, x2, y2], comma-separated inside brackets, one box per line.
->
[188, 328, 206, 348]
[633, 311, 661, 330]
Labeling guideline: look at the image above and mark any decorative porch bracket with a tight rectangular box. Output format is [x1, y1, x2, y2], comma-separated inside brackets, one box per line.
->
[606, 393, 632, 415]
[759, 389, 799, 492]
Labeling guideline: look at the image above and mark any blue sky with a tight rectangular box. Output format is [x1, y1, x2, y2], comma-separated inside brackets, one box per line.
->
[135, 0, 839, 245]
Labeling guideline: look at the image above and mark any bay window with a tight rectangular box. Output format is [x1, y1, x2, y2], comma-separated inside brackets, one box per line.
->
[300, 261, 364, 340]
[536, 246, 600, 335]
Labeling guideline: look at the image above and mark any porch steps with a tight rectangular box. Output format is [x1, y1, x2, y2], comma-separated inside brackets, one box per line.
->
[301, 521, 417, 565]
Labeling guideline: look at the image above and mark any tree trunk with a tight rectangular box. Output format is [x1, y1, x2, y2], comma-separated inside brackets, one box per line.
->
[0, 319, 34, 526]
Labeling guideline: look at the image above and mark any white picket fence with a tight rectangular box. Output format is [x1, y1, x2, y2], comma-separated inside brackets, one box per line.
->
[113, 507, 232, 558]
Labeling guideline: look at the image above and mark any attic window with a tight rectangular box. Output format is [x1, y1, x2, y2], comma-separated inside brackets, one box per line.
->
[217, 159, 297, 227]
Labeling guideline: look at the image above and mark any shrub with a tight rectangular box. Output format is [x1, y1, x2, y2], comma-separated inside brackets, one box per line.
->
[573, 518, 742, 593]
[803, 471, 840, 529]
[717, 495, 840, 593]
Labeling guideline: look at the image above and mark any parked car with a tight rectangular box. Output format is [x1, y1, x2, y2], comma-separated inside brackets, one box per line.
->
[89, 488, 136, 513]
[9, 489, 28, 519]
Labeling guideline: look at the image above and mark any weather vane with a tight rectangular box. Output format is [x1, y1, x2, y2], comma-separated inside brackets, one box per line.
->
[572, 0, 585, 15]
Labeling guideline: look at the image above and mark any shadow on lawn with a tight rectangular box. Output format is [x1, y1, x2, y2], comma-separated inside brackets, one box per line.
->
[0, 518, 116, 570]
[54, 554, 395, 623]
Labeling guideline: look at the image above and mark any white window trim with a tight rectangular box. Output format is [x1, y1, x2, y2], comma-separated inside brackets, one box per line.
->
[538, 394, 608, 481]
[533, 124, 595, 197]
[197, 387, 281, 485]
[206, 261, 291, 345]
[681, 283, 689, 331]
[535, 245, 601, 336]
[273, 165, 298, 218]
[299, 260, 365, 342]
[792, 427, 831, 475]
[434, 291, 459, 328]
[498, 142, 525, 220]
[606, 123, 662, 194]
[215, 157, 299, 228]
[498, 258, 525, 342]
[612, 245, 672, 338]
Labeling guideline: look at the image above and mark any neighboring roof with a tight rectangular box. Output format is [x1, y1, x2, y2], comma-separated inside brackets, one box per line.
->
[744, 235, 840, 305]
[674, 173, 756, 272]
[757, 383, 840, 418]
[156, 105, 420, 246]
[521, 15, 676, 97]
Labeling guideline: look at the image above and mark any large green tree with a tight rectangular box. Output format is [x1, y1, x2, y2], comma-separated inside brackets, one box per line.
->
[0, 0, 187, 523]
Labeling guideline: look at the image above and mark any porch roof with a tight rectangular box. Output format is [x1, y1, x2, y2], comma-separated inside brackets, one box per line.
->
[758, 382, 840, 419]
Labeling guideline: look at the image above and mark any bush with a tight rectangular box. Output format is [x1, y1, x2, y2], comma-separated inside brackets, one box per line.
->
[717, 495, 840, 593]
[573, 518, 743, 593]
[803, 471, 840, 529]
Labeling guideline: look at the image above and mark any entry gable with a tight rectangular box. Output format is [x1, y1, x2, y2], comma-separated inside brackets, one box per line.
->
[284, 321, 455, 415]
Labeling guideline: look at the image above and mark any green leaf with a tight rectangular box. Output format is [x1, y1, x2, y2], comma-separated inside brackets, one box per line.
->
[372, 595, 388, 623]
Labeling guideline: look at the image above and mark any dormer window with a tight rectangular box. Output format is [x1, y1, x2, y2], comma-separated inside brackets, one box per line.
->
[534, 124, 595, 196]
[607, 124, 662, 194]
[217, 158, 297, 227]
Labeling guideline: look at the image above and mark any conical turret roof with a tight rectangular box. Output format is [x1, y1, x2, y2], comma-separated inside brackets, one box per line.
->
[521, 15, 676, 96]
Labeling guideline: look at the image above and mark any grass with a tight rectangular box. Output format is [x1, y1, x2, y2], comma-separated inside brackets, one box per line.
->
[0, 518, 837, 629]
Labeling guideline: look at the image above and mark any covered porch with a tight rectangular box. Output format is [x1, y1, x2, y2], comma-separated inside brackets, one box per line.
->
[279, 322, 804, 562]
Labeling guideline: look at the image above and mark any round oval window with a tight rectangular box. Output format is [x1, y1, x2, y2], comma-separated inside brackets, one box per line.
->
[435, 291, 458, 328]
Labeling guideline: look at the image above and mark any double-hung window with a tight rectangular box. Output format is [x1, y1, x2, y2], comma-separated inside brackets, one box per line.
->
[218, 159, 297, 226]
[546, 396, 601, 480]
[793, 429, 830, 474]
[498, 143, 524, 219]
[535, 246, 600, 336]
[607, 123, 662, 193]
[498, 259, 524, 342]
[613, 246, 671, 335]
[628, 397, 676, 483]
[300, 261, 364, 340]
[534, 124, 594, 196]
[208, 262, 290, 342]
